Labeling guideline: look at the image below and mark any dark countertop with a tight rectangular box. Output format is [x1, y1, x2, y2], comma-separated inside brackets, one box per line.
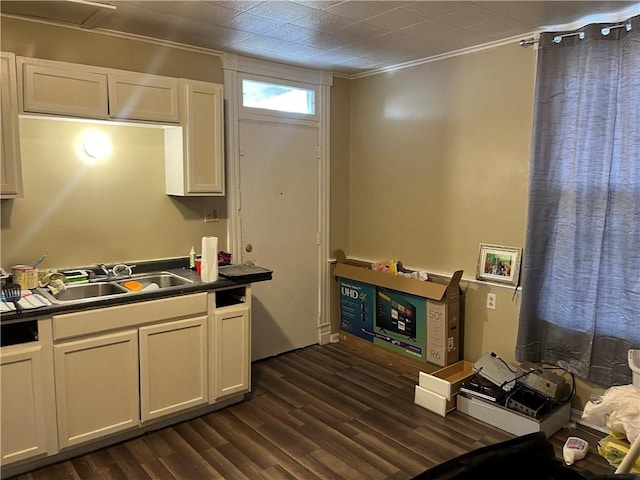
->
[1, 258, 272, 325]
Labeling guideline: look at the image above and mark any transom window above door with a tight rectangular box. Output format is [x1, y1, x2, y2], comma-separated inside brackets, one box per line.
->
[241, 78, 316, 117]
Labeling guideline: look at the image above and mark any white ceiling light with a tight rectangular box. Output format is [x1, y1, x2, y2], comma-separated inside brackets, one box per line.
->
[79, 129, 112, 163]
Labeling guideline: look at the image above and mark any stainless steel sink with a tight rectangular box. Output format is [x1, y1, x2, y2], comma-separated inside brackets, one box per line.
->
[119, 272, 193, 290]
[38, 282, 130, 304]
[36, 271, 194, 305]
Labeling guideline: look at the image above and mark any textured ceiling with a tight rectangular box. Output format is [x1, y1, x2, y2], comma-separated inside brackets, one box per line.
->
[1, 1, 638, 76]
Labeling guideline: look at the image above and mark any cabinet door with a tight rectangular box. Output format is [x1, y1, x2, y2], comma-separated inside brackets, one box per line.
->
[210, 304, 250, 401]
[0, 52, 23, 199]
[54, 330, 139, 449]
[165, 80, 225, 196]
[0, 345, 47, 465]
[108, 72, 179, 123]
[21, 60, 109, 119]
[139, 316, 208, 422]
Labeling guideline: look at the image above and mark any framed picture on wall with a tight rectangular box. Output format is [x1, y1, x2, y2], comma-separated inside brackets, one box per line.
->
[476, 244, 522, 286]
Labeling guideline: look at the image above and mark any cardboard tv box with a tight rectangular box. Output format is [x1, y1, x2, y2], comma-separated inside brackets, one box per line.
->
[334, 251, 463, 368]
[338, 277, 376, 342]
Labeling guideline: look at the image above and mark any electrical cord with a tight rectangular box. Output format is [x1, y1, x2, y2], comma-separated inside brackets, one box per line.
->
[491, 355, 576, 402]
[490, 351, 519, 373]
[517, 361, 575, 404]
[500, 368, 544, 390]
[477, 353, 575, 401]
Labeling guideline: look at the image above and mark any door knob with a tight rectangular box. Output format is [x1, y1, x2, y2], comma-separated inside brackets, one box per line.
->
[245, 244, 253, 253]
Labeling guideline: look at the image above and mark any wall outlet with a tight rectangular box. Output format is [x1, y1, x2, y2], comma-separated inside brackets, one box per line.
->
[204, 207, 219, 223]
[487, 293, 496, 310]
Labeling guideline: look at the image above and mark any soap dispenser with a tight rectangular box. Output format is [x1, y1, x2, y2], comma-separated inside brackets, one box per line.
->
[189, 247, 196, 269]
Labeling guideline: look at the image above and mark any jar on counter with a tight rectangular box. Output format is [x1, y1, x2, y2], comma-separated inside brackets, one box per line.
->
[11, 265, 38, 290]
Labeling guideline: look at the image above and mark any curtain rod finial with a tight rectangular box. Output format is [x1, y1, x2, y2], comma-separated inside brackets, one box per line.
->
[520, 37, 538, 48]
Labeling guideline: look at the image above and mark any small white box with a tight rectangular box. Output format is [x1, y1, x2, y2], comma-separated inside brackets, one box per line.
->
[414, 360, 474, 416]
[457, 393, 571, 437]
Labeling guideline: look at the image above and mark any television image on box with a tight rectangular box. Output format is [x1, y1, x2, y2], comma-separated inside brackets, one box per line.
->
[376, 287, 416, 340]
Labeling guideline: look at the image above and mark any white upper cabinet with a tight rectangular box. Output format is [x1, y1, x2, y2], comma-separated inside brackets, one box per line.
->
[165, 79, 225, 196]
[17, 57, 179, 124]
[108, 72, 179, 123]
[1, 52, 24, 199]
[20, 59, 109, 119]
[14, 56, 225, 196]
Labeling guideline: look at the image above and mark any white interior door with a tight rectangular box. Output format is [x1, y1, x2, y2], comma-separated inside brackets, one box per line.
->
[239, 119, 320, 360]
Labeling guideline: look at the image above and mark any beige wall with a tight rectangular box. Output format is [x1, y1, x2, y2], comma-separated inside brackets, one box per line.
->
[340, 43, 605, 406]
[341, 43, 536, 367]
[348, 44, 534, 273]
[1, 17, 226, 270]
[0, 16, 223, 82]
[2, 117, 227, 270]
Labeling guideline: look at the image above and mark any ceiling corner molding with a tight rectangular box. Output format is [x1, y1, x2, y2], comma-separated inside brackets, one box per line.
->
[222, 53, 239, 71]
[0, 13, 223, 58]
[320, 71, 333, 87]
[67, 0, 116, 10]
[350, 32, 538, 80]
[235, 55, 325, 85]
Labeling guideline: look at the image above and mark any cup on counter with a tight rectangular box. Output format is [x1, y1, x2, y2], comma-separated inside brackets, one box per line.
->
[195, 256, 202, 276]
[12, 265, 38, 290]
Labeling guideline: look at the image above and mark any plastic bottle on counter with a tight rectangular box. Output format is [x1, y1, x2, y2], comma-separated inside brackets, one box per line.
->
[563, 437, 589, 465]
[189, 247, 196, 269]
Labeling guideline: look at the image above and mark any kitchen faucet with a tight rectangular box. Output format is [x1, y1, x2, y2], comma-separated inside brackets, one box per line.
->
[93, 263, 135, 281]
[87, 263, 113, 282]
[89, 263, 136, 282]
[98, 263, 111, 277]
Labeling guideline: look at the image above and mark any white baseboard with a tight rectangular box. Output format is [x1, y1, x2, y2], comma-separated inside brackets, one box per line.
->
[571, 408, 610, 434]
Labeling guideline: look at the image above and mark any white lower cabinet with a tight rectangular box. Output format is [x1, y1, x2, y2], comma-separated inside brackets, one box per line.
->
[139, 316, 208, 421]
[54, 330, 139, 449]
[4, 288, 253, 475]
[0, 344, 48, 464]
[210, 304, 251, 401]
[52, 294, 210, 449]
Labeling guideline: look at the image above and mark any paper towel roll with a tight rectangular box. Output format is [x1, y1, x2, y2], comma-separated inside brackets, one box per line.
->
[200, 236, 218, 282]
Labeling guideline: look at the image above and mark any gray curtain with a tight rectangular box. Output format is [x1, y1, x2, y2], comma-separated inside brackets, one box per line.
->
[516, 15, 640, 387]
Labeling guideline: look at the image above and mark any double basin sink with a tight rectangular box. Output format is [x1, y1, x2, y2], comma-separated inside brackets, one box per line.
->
[37, 271, 194, 305]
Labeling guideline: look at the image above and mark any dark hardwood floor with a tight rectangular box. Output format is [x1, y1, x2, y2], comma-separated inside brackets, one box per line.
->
[9, 343, 616, 479]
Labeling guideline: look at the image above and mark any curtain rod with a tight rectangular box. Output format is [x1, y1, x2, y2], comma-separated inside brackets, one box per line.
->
[519, 21, 633, 48]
